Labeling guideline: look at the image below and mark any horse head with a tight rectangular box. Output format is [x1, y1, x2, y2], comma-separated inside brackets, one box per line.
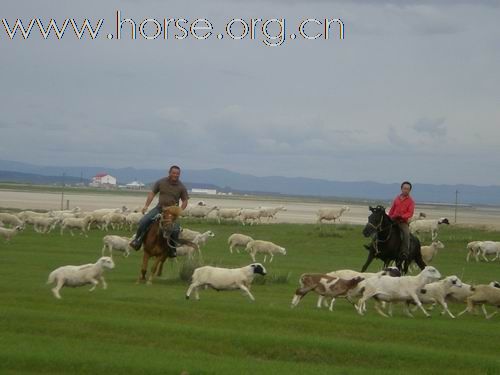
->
[158, 206, 182, 239]
[362, 205, 388, 238]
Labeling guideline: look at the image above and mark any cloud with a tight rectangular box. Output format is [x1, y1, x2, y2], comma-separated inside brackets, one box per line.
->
[412, 117, 447, 138]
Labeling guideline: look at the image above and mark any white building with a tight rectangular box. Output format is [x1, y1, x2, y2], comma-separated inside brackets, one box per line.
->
[191, 188, 217, 195]
[126, 181, 145, 189]
[90, 173, 117, 187]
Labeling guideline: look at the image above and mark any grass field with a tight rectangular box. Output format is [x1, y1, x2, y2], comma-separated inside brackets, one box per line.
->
[1, 220, 500, 374]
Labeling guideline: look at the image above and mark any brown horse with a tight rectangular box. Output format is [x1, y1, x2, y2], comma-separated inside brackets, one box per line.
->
[138, 206, 182, 284]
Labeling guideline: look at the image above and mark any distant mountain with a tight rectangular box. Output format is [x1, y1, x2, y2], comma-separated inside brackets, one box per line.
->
[0, 170, 88, 185]
[0, 159, 499, 206]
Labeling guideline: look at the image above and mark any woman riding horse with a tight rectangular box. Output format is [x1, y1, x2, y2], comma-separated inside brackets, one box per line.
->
[361, 205, 426, 274]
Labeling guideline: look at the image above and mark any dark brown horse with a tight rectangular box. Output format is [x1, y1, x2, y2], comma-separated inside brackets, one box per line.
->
[138, 206, 182, 284]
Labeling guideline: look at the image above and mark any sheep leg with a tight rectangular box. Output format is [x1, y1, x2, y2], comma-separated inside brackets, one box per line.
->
[316, 295, 324, 308]
[263, 255, 267, 263]
[88, 278, 99, 292]
[251, 253, 256, 262]
[52, 279, 64, 299]
[481, 304, 490, 318]
[404, 302, 415, 318]
[238, 284, 255, 301]
[482, 252, 490, 262]
[328, 297, 336, 311]
[437, 298, 455, 318]
[101, 245, 107, 256]
[411, 293, 430, 317]
[291, 294, 303, 308]
[485, 307, 498, 320]
[100, 276, 107, 290]
[269, 254, 274, 263]
[186, 282, 199, 300]
[374, 301, 390, 318]
[229, 245, 233, 254]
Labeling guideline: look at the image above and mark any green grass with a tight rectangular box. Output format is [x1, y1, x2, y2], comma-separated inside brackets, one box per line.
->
[1, 221, 500, 374]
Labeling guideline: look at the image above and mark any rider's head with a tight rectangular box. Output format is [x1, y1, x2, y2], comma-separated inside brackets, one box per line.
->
[168, 165, 181, 182]
[400, 181, 412, 196]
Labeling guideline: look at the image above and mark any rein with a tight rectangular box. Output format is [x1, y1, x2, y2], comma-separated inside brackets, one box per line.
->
[367, 213, 395, 254]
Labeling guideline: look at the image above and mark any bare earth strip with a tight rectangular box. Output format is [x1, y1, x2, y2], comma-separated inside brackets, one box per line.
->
[1, 189, 500, 229]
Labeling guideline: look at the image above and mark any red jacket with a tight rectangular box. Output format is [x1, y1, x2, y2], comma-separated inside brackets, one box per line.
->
[388, 194, 415, 223]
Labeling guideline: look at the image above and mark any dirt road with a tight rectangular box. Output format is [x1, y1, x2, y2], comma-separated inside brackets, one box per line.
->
[1, 189, 499, 229]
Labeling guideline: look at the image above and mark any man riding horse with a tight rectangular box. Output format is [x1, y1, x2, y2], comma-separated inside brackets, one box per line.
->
[129, 165, 189, 254]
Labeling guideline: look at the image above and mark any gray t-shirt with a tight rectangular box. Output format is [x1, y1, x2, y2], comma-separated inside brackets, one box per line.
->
[152, 177, 189, 207]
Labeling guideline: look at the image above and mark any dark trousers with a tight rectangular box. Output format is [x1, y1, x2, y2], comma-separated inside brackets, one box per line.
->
[398, 222, 410, 257]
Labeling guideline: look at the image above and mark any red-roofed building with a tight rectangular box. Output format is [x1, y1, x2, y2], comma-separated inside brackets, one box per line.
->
[90, 173, 117, 187]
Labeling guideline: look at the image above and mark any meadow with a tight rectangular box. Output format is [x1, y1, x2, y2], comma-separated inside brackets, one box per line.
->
[1, 220, 499, 375]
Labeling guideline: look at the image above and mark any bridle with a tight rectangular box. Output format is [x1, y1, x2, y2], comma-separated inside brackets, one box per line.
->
[366, 211, 394, 254]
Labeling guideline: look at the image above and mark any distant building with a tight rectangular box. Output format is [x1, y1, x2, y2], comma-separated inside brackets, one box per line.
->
[90, 173, 117, 187]
[191, 188, 217, 195]
[126, 180, 145, 189]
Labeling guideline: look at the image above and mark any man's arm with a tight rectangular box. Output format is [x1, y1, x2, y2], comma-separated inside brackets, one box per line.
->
[142, 191, 156, 214]
[180, 197, 188, 210]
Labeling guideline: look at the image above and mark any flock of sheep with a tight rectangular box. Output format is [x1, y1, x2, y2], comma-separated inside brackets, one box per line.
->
[1, 202, 499, 319]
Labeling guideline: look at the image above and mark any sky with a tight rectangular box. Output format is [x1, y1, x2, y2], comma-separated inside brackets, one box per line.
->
[1, 0, 499, 185]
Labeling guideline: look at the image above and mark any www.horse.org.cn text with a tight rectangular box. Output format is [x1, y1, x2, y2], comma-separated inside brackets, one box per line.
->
[1, 10, 345, 47]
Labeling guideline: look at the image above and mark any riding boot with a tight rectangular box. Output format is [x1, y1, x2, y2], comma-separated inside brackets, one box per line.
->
[166, 223, 181, 257]
[129, 206, 161, 251]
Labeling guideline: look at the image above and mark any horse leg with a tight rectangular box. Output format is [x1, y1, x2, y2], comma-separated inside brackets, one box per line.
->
[138, 253, 149, 283]
[156, 254, 168, 277]
[361, 252, 375, 272]
[148, 256, 163, 284]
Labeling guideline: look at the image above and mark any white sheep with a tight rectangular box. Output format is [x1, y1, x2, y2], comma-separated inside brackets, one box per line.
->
[245, 240, 287, 263]
[409, 218, 450, 241]
[0, 225, 23, 242]
[17, 210, 50, 225]
[86, 208, 124, 230]
[192, 230, 215, 247]
[179, 228, 202, 241]
[175, 243, 200, 259]
[0, 213, 23, 227]
[258, 206, 286, 222]
[189, 206, 218, 219]
[317, 206, 350, 224]
[175, 232, 214, 260]
[414, 275, 463, 318]
[239, 209, 262, 226]
[185, 263, 267, 301]
[420, 240, 445, 264]
[47, 256, 115, 299]
[102, 212, 127, 231]
[215, 208, 242, 224]
[33, 217, 59, 234]
[475, 241, 500, 262]
[60, 217, 90, 236]
[228, 233, 254, 254]
[356, 266, 442, 317]
[102, 235, 133, 257]
[466, 241, 483, 262]
[126, 212, 144, 230]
